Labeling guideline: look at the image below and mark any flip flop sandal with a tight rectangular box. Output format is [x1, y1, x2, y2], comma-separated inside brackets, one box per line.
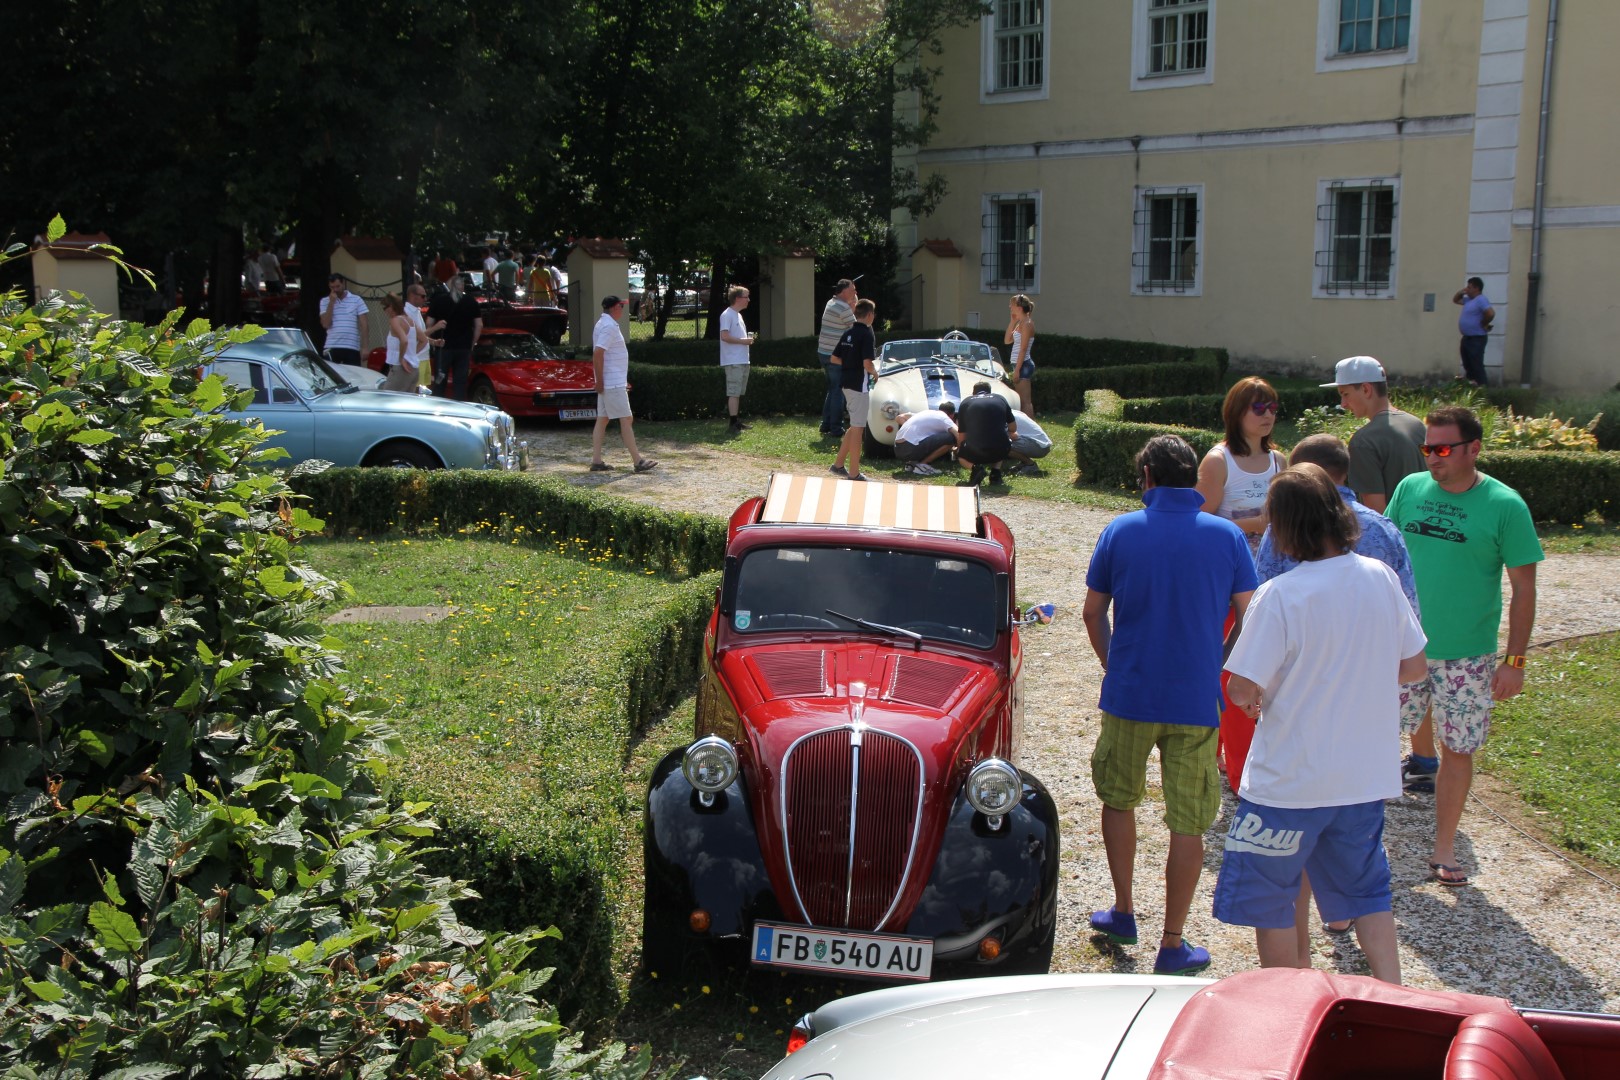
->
[1429, 862, 1470, 887]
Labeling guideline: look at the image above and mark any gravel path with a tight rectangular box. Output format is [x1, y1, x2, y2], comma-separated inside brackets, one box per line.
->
[522, 425, 1620, 1011]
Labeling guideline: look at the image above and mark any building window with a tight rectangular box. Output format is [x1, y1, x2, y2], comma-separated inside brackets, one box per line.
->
[982, 1, 1048, 103]
[1132, 186, 1202, 296]
[981, 193, 1039, 292]
[1316, 0, 1417, 72]
[1132, 0, 1215, 91]
[1149, 0, 1208, 74]
[1314, 178, 1399, 299]
[1336, 0, 1410, 55]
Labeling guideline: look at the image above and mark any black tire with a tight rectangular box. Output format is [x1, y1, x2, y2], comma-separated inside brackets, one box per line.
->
[469, 379, 500, 408]
[863, 427, 892, 458]
[363, 440, 441, 469]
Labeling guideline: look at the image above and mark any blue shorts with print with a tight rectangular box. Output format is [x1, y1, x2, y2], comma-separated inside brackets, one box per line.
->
[1212, 800, 1391, 930]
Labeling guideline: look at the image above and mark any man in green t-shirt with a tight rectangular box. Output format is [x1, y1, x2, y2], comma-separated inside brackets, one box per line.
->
[1321, 355, 1425, 514]
[1386, 406, 1543, 887]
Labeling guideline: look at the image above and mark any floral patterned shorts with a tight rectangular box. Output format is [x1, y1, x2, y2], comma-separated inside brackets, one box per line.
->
[1398, 654, 1497, 754]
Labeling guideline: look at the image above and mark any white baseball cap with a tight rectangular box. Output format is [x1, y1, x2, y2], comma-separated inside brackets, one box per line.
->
[1321, 355, 1386, 387]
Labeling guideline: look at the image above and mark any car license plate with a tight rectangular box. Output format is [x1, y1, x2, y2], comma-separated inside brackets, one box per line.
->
[558, 408, 597, 420]
[751, 921, 933, 981]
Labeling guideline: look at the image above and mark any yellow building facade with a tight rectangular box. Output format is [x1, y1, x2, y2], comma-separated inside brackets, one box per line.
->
[898, 1, 1614, 389]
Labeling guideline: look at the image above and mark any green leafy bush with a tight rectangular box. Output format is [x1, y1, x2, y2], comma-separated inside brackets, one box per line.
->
[1489, 410, 1601, 452]
[1544, 391, 1620, 451]
[1476, 449, 1620, 524]
[1121, 387, 1340, 429]
[1071, 415, 1221, 490]
[0, 289, 644, 1077]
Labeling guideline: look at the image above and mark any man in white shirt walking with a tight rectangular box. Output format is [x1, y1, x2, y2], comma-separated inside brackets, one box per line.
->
[590, 296, 656, 474]
[718, 285, 755, 433]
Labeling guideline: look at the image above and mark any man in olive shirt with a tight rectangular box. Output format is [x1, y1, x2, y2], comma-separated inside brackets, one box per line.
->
[1322, 356, 1424, 513]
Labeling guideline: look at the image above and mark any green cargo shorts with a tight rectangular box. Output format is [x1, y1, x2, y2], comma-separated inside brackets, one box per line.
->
[1090, 711, 1220, 836]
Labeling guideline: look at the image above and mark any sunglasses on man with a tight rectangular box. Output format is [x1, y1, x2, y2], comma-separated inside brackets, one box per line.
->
[1249, 401, 1280, 416]
[1420, 440, 1472, 458]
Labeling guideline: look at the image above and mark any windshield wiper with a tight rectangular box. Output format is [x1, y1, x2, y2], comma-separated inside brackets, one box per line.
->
[825, 608, 922, 641]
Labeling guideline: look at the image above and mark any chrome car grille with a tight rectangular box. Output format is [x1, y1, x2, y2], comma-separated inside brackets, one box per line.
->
[484, 410, 520, 470]
[781, 727, 923, 931]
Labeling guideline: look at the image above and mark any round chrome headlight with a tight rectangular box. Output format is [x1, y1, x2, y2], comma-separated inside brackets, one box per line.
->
[965, 758, 1021, 817]
[682, 735, 738, 794]
[880, 399, 902, 420]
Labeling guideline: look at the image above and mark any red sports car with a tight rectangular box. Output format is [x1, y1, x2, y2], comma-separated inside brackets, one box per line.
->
[365, 329, 597, 420]
[643, 474, 1057, 982]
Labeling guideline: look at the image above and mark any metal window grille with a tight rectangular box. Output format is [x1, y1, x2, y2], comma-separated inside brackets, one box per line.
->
[1337, 0, 1410, 55]
[980, 196, 1037, 290]
[1132, 189, 1199, 292]
[994, 0, 1044, 91]
[1148, 0, 1208, 74]
[1315, 181, 1396, 295]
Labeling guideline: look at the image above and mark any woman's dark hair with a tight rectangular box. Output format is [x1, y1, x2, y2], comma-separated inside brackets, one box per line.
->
[1267, 464, 1359, 561]
[1221, 377, 1280, 457]
[1136, 434, 1199, 489]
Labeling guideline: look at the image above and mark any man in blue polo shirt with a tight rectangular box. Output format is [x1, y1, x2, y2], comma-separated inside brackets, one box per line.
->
[1452, 277, 1495, 385]
[1082, 434, 1256, 975]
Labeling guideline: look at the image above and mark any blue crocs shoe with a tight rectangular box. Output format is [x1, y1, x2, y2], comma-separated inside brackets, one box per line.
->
[1088, 906, 1139, 945]
[1154, 939, 1211, 976]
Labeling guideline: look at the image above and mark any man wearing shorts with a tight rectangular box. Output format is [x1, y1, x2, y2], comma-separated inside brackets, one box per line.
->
[830, 298, 877, 482]
[1081, 435, 1256, 975]
[1220, 465, 1428, 983]
[589, 296, 656, 474]
[1387, 406, 1541, 887]
[717, 285, 755, 433]
[893, 402, 958, 476]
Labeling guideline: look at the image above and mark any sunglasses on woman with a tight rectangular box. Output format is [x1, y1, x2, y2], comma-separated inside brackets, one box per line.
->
[1419, 440, 1471, 457]
[1249, 401, 1280, 416]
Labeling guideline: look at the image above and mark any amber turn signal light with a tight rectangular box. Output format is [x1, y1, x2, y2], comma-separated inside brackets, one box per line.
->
[978, 935, 1002, 962]
[688, 909, 711, 933]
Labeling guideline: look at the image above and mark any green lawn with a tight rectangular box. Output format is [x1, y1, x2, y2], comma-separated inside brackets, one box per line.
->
[1485, 633, 1620, 869]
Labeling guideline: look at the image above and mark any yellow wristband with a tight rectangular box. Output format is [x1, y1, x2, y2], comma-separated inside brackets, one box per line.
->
[1503, 655, 1527, 668]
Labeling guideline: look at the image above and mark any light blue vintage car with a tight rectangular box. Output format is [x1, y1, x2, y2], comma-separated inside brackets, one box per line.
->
[208, 340, 521, 470]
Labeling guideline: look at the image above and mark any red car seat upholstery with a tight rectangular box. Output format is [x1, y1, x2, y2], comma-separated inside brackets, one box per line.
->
[1446, 1011, 1566, 1080]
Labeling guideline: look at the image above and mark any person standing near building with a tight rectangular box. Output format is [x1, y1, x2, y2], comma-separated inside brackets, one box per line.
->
[830, 298, 878, 482]
[1387, 406, 1542, 887]
[1005, 293, 1036, 417]
[1082, 434, 1256, 976]
[319, 274, 369, 367]
[817, 279, 857, 437]
[718, 285, 755, 433]
[529, 255, 556, 305]
[1196, 377, 1286, 560]
[589, 296, 657, 474]
[242, 251, 263, 295]
[258, 244, 285, 294]
[1452, 277, 1495, 385]
[494, 250, 520, 301]
[428, 273, 482, 400]
[1219, 465, 1428, 985]
[1322, 356, 1425, 513]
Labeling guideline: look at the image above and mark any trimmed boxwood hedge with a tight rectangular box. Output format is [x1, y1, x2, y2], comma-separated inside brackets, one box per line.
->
[1073, 394, 1620, 524]
[627, 329, 1229, 374]
[1123, 387, 1341, 428]
[290, 467, 727, 1020]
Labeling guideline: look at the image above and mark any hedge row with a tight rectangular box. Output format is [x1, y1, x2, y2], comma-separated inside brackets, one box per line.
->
[289, 467, 728, 1019]
[623, 349, 1224, 420]
[627, 328, 1229, 374]
[289, 468, 727, 577]
[1123, 387, 1341, 428]
[1073, 395, 1620, 524]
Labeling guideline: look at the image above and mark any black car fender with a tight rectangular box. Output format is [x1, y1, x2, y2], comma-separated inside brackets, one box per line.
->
[643, 748, 779, 939]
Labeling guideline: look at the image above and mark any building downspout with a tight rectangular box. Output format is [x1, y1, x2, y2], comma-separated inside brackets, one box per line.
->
[1520, 0, 1560, 387]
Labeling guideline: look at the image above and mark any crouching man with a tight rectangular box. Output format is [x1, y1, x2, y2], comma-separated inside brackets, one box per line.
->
[1217, 464, 1427, 984]
[894, 402, 959, 476]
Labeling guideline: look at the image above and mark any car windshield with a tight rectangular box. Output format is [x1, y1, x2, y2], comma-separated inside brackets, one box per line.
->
[279, 350, 347, 396]
[732, 546, 999, 649]
[881, 339, 996, 364]
[477, 334, 556, 362]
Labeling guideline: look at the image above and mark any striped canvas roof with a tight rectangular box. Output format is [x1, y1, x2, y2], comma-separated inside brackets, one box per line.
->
[759, 473, 981, 535]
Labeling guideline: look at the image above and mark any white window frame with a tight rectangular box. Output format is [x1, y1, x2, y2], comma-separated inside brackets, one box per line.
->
[1131, 0, 1215, 91]
[1131, 185, 1204, 297]
[980, 1, 1050, 104]
[1313, 176, 1400, 299]
[1316, 0, 1419, 73]
[980, 192, 1041, 294]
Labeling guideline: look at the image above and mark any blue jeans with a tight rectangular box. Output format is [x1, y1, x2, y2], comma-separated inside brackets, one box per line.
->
[819, 352, 845, 432]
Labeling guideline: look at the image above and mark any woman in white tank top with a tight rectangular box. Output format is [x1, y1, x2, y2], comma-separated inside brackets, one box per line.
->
[380, 293, 420, 394]
[1004, 294, 1035, 416]
[1195, 377, 1286, 557]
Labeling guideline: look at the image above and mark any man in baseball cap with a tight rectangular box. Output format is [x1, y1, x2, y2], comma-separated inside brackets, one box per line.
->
[1321, 357, 1425, 515]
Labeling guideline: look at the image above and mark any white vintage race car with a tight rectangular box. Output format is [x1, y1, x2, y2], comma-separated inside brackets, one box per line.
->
[864, 332, 1021, 453]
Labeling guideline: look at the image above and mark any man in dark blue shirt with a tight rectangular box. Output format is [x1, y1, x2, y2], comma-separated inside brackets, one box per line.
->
[829, 299, 878, 481]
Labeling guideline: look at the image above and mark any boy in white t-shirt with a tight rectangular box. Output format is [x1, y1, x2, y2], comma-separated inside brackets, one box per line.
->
[717, 285, 755, 433]
[1217, 464, 1427, 984]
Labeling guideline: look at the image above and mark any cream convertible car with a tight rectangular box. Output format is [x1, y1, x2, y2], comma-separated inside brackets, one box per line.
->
[862, 332, 1022, 455]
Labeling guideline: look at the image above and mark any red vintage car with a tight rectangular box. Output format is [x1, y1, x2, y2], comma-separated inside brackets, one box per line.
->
[366, 328, 597, 420]
[642, 474, 1058, 982]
